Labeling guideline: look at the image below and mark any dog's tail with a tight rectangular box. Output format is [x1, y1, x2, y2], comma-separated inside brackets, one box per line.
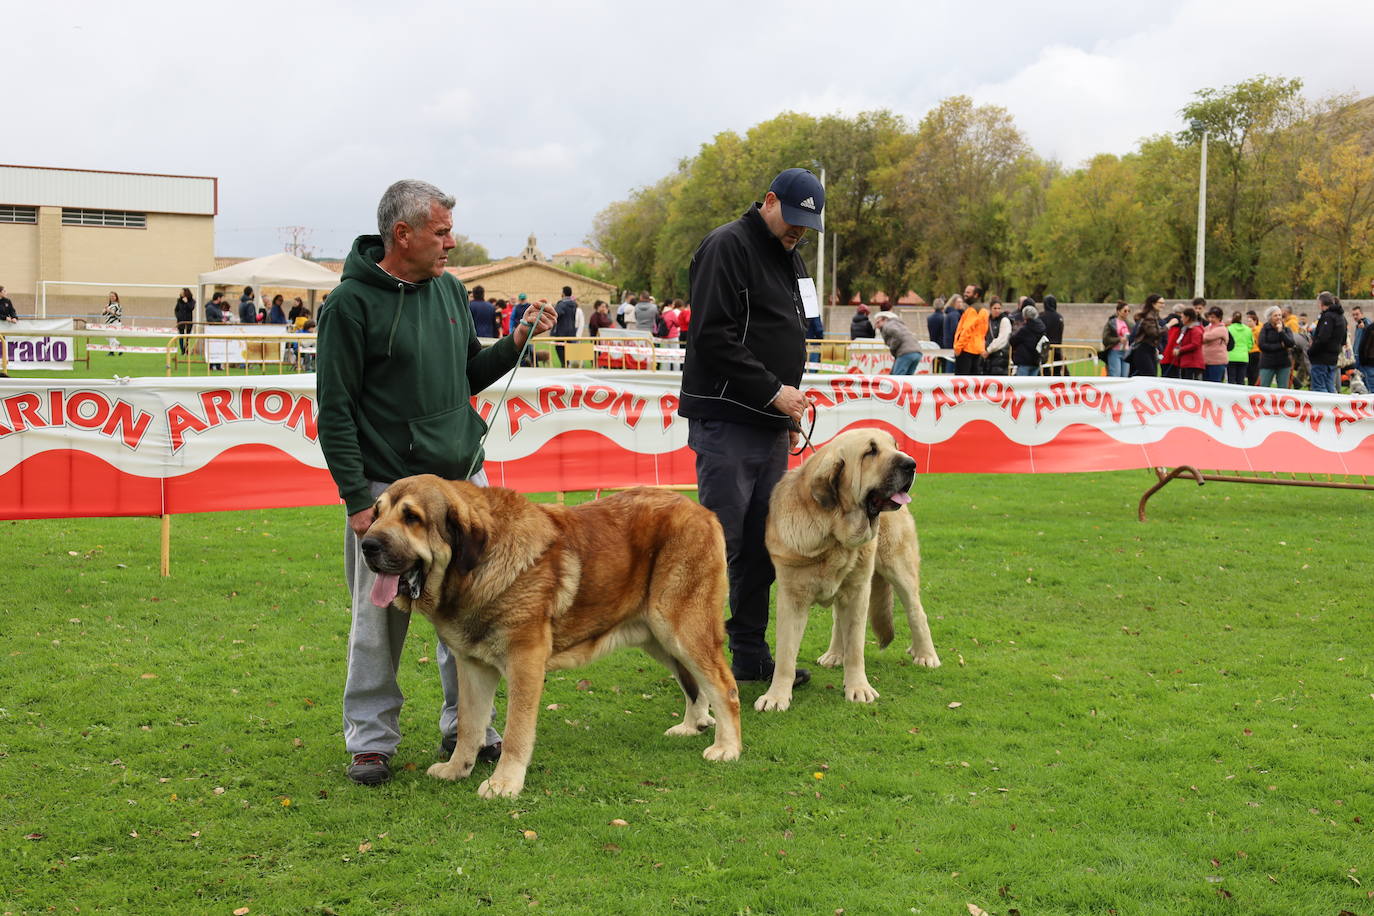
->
[869, 573, 895, 648]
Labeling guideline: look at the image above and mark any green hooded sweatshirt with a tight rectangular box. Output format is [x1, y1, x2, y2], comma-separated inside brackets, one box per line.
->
[316, 235, 520, 515]
[1227, 321, 1253, 363]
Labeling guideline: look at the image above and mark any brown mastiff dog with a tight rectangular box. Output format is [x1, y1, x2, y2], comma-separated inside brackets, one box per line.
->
[756, 429, 939, 712]
[361, 476, 741, 798]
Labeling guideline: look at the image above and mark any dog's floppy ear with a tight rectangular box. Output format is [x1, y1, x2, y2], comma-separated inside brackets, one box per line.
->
[446, 500, 487, 576]
[809, 452, 846, 510]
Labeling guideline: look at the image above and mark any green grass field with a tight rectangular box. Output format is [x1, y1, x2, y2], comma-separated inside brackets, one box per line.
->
[2, 467, 1370, 915]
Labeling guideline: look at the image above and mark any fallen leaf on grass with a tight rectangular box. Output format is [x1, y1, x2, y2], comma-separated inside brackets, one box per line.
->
[213, 787, 225, 795]
[140, 673, 157, 679]
[576, 679, 593, 691]
[609, 819, 628, 827]
[522, 830, 538, 839]
[358, 842, 372, 853]
[967, 904, 989, 916]
[947, 701, 962, 709]
[234, 909, 250, 916]
[25, 833, 44, 840]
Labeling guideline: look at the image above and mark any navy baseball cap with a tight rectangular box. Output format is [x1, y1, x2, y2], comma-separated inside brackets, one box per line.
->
[768, 168, 825, 231]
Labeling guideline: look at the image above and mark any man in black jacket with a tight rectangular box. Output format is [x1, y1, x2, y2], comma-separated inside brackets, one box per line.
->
[1040, 295, 1065, 376]
[553, 286, 579, 366]
[1307, 291, 1346, 393]
[679, 168, 823, 687]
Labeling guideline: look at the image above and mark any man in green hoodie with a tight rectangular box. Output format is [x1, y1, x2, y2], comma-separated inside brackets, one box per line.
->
[317, 179, 554, 786]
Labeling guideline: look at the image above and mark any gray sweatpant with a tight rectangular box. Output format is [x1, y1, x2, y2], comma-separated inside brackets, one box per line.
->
[342, 475, 500, 756]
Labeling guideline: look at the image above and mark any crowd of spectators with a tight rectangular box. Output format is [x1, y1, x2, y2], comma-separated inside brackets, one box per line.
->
[847, 284, 1373, 393]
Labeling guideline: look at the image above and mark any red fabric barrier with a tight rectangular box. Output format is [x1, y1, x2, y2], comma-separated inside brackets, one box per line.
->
[2, 373, 1371, 520]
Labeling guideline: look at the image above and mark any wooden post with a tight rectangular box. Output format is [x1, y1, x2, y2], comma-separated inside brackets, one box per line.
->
[160, 514, 171, 577]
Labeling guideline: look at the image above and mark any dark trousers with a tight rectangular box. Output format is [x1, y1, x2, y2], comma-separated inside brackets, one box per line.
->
[1048, 346, 1066, 376]
[1226, 362, 1247, 385]
[954, 352, 983, 375]
[176, 321, 194, 354]
[688, 418, 789, 672]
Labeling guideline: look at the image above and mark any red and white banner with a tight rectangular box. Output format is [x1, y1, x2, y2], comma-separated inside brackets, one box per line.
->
[2, 372, 1372, 520]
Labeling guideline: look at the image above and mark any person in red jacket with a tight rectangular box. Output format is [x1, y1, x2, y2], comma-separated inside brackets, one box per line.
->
[1171, 306, 1204, 381]
[1159, 303, 1183, 378]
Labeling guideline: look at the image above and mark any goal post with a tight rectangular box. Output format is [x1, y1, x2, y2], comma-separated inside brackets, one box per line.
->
[38, 280, 198, 320]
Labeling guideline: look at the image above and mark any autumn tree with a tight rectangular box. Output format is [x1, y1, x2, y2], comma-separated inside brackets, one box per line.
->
[1180, 75, 1306, 297]
[1030, 154, 1142, 302]
[1296, 136, 1374, 296]
[877, 96, 1046, 299]
[588, 170, 682, 293]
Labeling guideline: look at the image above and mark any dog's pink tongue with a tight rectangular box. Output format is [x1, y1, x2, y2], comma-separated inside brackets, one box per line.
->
[370, 573, 400, 607]
[892, 491, 912, 506]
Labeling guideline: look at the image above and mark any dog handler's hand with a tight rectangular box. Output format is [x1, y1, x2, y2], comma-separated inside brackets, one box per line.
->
[513, 301, 556, 349]
[770, 384, 806, 424]
[348, 506, 375, 539]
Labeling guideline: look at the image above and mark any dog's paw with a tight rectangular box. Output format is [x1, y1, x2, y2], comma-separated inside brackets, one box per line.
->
[907, 647, 941, 668]
[754, 692, 792, 712]
[477, 773, 524, 799]
[664, 719, 711, 737]
[844, 682, 880, 703]
[703, 742, 741, 762]
[426, 761, 469, 781]
[815, 650, 844, 668]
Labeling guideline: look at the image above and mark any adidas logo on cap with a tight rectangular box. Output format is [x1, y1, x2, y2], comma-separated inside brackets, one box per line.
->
[799, 196, 816, 210]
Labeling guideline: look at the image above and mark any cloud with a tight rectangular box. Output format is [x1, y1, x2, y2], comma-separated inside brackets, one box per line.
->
[4, 0, 1371, 260]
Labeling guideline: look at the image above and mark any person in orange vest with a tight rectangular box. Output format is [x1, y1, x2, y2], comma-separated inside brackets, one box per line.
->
[952, 285, 988, 374]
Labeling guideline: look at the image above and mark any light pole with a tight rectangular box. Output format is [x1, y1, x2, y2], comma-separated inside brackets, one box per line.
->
[1191, 119, 1208, 299]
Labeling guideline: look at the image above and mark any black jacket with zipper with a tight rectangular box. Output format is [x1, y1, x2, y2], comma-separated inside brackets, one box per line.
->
[679, 204, 808, 429]
[1307, 303, 1346, 366]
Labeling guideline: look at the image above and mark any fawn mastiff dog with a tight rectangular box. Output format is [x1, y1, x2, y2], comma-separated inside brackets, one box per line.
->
[756, 429, 940, 712]
[361, 476, 741, 798]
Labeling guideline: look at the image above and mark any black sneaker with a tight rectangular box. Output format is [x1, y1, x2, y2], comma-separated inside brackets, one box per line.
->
[346, 752, 392, 786]
[732, 660, 811, 688]
[439, 735, 503, 763]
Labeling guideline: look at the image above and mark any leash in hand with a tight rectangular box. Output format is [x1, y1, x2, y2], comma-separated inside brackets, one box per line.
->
[788, 400, 818, 457]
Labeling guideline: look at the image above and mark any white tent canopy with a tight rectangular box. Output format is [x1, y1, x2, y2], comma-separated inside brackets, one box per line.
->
[198, 252, 341, 292]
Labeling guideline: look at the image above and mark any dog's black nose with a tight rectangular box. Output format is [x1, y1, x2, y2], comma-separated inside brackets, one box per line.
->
[360, 537, 382, 560]
[897, 453, 917, 472]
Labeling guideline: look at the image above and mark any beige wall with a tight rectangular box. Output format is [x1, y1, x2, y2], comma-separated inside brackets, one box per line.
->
[464, 263, 615, 307]
[0, 210, 214, 321]
[0, 221, 40, 312]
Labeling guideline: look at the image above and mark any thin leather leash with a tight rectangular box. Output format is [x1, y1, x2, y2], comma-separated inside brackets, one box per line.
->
[464, 305, 547, 480]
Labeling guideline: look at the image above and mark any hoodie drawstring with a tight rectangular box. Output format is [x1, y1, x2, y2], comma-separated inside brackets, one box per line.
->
[385, 282, 406, 357]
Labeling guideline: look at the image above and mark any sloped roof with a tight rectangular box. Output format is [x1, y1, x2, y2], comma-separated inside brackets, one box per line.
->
[449, 258, 615, 291]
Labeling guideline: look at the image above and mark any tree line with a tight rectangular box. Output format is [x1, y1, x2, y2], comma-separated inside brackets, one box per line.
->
[588, 76, 1374, 305]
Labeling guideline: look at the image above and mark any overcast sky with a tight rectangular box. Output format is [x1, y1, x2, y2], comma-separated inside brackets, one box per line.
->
[9, 0, 1370, 262]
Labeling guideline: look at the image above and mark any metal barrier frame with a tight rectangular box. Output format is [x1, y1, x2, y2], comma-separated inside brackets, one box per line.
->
[1138, 465, 1374, 521]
